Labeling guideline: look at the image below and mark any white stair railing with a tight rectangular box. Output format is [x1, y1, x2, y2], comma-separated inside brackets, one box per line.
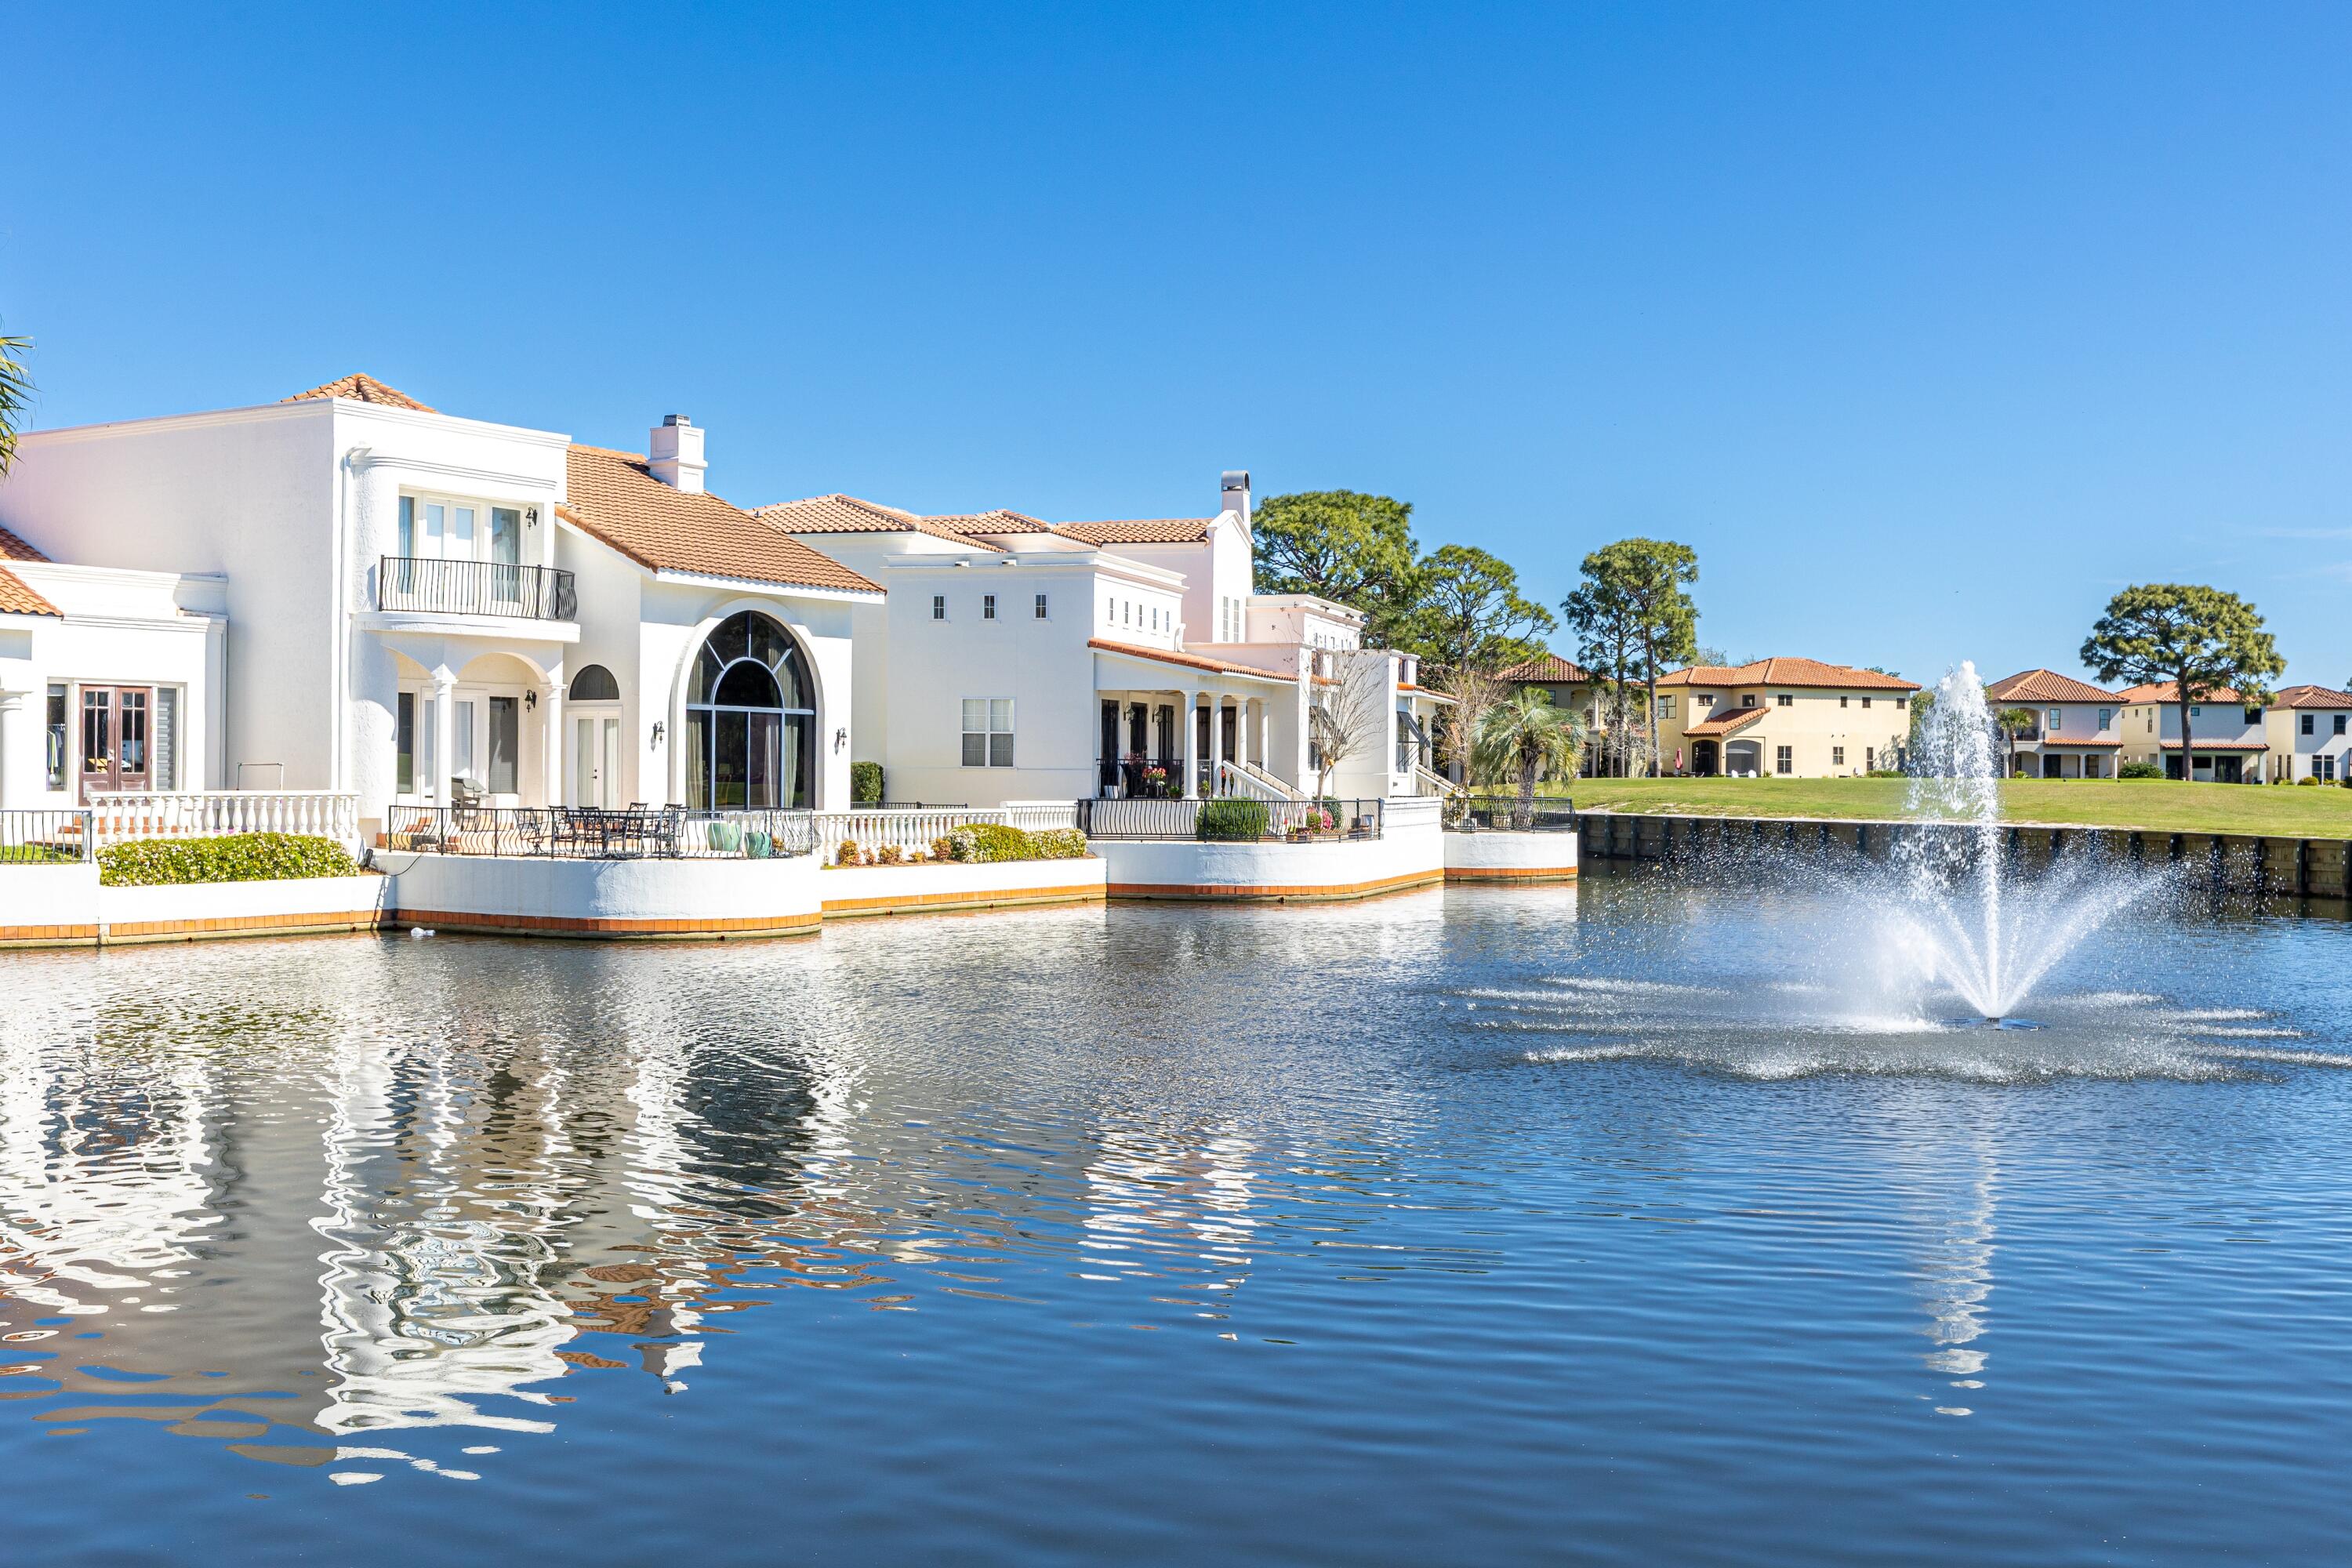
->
[85, 790, 362, 850]
[1412, 763, 1459, 799]
[1219, 760, 1305, 801]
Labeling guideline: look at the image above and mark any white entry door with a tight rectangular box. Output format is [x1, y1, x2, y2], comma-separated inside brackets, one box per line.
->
[573, 713, 620, 808]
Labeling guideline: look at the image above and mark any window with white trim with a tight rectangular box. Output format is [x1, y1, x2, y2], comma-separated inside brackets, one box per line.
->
[961, 699, 1014, 767]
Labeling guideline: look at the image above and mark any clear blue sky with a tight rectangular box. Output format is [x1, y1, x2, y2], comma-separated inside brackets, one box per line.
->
[9, 3, 2349, 686]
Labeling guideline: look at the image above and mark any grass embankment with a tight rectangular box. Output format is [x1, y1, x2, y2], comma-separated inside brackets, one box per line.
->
[1556, 778, 2352, 837]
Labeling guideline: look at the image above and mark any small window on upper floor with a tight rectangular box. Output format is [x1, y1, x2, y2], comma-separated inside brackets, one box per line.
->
[2049, 707, 2062, 731]
[1035, 593, 1049, 619]
[931, 594, 946, 622]
[2336, 714, 2347, 736]
[1860, 696, 1871, 709]
[1839, 695, 1849, 708]
[2303, 713, 2316, 735]
[983, 593, 996, 621]
[2098, 708, 2112, 730]
[1743, 694, 1757, 708]
[2245, 706, 2263, 726]
[1776, 693, 1792, 707]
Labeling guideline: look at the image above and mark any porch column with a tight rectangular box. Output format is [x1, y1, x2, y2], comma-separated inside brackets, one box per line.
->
[540, 677, 563, 807]
[1207, 691, 1225, 793]
[431, 667, 457, 808]
[1180, 688, 1200, 799]
[0, 689, 34, 808]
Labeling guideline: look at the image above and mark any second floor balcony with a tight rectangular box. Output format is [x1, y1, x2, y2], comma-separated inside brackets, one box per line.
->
[378, 556, 577, 622]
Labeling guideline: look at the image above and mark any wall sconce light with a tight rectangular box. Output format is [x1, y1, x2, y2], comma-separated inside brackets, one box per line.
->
[833, 727, 848, 753]
[652, 720, 665, 746]
[525, 506, 539, 528]
[524, 689, 538, 712]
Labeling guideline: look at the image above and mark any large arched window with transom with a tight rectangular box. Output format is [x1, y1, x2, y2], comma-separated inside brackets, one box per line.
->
[685, 612, 815, 808]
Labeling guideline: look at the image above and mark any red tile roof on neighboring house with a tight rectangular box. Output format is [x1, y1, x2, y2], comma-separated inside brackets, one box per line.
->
[1497, 652, 1593, 684]
[1658, 657, 1918, 692]
[2270, 684, 2352, 710]
[1054, 517, 1219, 546]
[0, 528, 58, 617]
[0, 567, 58, 618]
[561, 448, 881, 595]
[2159, 739, 2270, 751]
[1683, 706, 1769, 738]
[1087, 638, 1287, 679]
[2116, 681, 2250, 704]
[282, 374, 437, 412]
[751, 495, 1009, 552]
[1984, 668, 2115, 704]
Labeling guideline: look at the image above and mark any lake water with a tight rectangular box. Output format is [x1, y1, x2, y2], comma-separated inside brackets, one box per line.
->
[5, 875, 2350, 1564]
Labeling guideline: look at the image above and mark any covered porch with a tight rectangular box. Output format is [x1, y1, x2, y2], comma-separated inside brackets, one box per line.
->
[1091, 644, 1296, 800]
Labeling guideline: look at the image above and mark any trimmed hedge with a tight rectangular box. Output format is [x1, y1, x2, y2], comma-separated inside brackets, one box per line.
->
[1196, 798, 1270, 841]
[942, 824, 1090, 863]
[851, 761, 885, 804]
[2119, 760, 2165, 779]
[99, 833, 361, 888]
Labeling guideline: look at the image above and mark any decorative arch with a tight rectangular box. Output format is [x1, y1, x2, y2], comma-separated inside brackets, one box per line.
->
[568, 663, 620, 702]
[683, 610, 817, 808]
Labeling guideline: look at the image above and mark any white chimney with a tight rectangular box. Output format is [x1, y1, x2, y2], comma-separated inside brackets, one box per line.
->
[1221, 470, 1251, 531]
[649, 414, 706, 493]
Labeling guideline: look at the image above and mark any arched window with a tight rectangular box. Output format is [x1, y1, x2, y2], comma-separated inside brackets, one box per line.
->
[685, 612, 815, 809]
[568, 664, 620, 702]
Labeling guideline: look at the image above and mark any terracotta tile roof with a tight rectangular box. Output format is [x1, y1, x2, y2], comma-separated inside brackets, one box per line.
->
[0, 525, 49, 563]
[2271, 683, 2352, 710]
[1683, 706, 1769, 738]
[1087, 638, 1287, 680]
[2159, 739, 2270, 751]
[0, 565, 58, 617]
[561, 448, 881, 596]
[1497, 652, 1592, 684]
[752, 495, 1006, 553]
[2029, 738, 2125, 748]
[1984, 668, 2115, 704]
[282, 373, 436, 412]
[1054, 517, 1218, 546]
[1658, 657, 1918, 692]
[927, 510, 1054, 535]
[2117, 681, 2248, 704]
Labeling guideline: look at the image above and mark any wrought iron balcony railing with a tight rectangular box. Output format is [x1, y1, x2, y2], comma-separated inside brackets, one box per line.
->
[377, 556, 577, 621]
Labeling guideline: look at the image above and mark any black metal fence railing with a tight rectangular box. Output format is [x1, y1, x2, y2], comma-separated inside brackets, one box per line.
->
[1076, 797, 1384, 842]
[1450, 794, 1578, 832]
[383, 806, 816, 860]
[0, 809, 93, 864]
[377, 556, 579, 621]
[1099, 756, 1185, 798]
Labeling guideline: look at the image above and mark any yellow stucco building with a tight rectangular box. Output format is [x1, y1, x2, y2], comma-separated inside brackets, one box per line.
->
[1653, 658, 1918, 777]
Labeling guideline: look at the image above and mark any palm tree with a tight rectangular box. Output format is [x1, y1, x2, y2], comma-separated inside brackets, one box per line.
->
[1473, 687, 1586, 829]
[0, 325, 30, 477]
[1995, 706, 2038, 777]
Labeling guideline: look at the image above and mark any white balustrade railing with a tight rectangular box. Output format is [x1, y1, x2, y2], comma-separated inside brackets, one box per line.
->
[85, 790, 363, 850]
[1001, 800, 1080, 833]
[810, 803, 1083, 864]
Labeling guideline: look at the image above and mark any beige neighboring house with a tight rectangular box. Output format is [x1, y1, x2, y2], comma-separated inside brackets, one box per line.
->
[2116, 682, 2270, 782]
[1653, 658, 1918, 778]
[1983, 669, 2124, 779]
[2265, 684, 2352, 784]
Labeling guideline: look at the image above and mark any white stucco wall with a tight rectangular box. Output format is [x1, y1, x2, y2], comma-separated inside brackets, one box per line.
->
[388, 851, 821, 931]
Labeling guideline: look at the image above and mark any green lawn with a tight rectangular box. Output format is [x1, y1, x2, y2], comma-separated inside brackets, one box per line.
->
[1548, 776, 2352, 837]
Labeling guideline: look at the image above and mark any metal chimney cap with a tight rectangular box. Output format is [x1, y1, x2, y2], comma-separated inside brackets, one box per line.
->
[662, 413, 694, 427]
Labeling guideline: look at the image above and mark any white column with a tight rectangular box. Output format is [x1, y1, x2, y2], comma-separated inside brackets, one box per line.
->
[1207, 691, 1225, 793]
[431, 668, 457, 810]
[1180, 688, 1200, 799]
[0, 690, 34, 808]
[541, 677, 563, 808]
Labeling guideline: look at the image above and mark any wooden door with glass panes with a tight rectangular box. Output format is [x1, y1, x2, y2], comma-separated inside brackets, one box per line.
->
[79, 686, 153, 800]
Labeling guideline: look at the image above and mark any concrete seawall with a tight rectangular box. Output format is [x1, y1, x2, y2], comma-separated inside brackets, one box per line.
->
[1574, 810, 2352, 900]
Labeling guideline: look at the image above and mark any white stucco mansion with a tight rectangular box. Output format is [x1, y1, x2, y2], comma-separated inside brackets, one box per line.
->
[0, 375, 1444, 834]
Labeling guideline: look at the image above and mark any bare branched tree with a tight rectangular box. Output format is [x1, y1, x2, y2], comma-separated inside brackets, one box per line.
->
[1427, 662, 1502, 786]
[1307, 649, 1389, 802]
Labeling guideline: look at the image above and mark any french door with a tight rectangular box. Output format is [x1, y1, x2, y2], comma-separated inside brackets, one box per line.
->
[572, 713, 621, 808]
[79, 686, 153, 800]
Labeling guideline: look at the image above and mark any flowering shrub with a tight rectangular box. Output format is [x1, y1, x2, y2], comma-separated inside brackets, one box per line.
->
[100, 833, 361, 887]
[943, 824, 1091, 863]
